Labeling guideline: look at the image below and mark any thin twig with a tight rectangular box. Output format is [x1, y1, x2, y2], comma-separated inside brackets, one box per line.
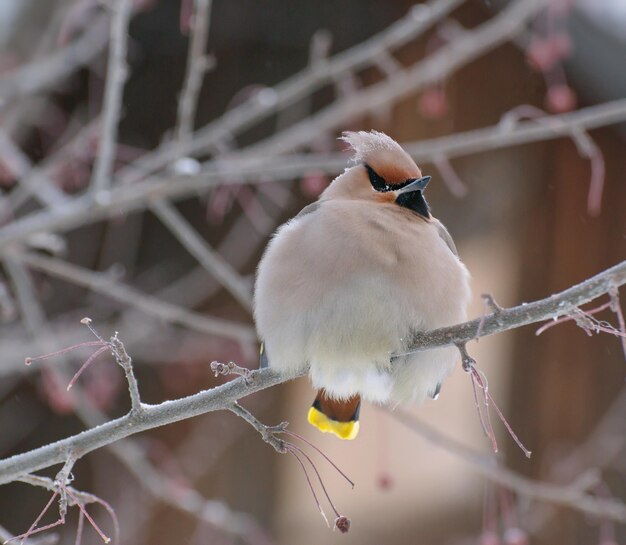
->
[0, 16, 110, 105]
[0, 208, 274, 377]
[4, 256, 243, 540]
[281, 430, 354, 488]
[433, 155, 468, 197]
[2, 98, 626, 251]
[535, 301, 613, 336]
[228, 403, 287, 453]
[499, 104, 607, 216]
[3, 255, 47, 336]
[0, 130, 67, 209]
[103, 436, 263, 541]
[3, 490, 62, 545]
[475, 293, 503, 341]
[90, 0, 133, 195]
[16, 251, 256, 343]
[151, 199, 252, 311]
[390, 411, 626, 522]
[17, 472, 119, 545]
[108, 331, 142, 413]
[236, 0, 547, 158]
[609, 288, 626, 361]
[175, 0, 214, 148]
[228, 403, 351, 531]
[119, 0, 465, 183]
[287, 449, 329, 527]
[66, 345, 109, 391]
[63, 489, 111, 544]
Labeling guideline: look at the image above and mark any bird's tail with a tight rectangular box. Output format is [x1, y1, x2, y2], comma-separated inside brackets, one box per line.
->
[307, 389, 361, 440]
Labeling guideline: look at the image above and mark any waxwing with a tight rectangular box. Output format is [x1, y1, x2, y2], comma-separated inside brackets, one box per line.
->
[254, 131, 471, 440]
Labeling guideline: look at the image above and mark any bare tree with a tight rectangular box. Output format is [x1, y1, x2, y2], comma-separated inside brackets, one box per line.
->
[0, 0, 625, 543]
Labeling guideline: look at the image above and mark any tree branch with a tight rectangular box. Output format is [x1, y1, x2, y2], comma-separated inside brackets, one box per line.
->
[175, 0, 214, 148]
[119, 0, 465, 184]
[90, 0, 133, 195]
[408, 259, 626, 351]
[0, 16, 109, 105]
[1, 259, 624, 487]
[1, 97, 625, 251]
[391, 411, 626, 522]
[150, 199, 252, 311]
[16, 251, 255, 343]
[0, 366, 288, 486]
[238, 0, 546, 158]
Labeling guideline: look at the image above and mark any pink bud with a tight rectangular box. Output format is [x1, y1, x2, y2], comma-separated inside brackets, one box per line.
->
[179, 0, 193, 34]
[549, 33, 573, 60]
[503, 527, 528, 545]
[545, 84, 577, 113]
[526, 39, 556, 71]
[418, 88, 448, 119]
[480, 530, 501, 545]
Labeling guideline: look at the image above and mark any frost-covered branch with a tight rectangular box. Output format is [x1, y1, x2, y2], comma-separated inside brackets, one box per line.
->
[90, 0, 133, 194]
[1, 259, 624, 487]
[1, 96, 625, 251]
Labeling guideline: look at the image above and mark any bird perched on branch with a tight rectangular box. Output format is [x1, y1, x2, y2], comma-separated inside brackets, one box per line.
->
[254, 131, 470, 440]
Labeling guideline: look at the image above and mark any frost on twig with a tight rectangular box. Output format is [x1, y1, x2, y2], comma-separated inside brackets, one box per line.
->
[498, 104, 606, 216]
[475, 293, 504, 342]
[25, 318, 142, 413]
[90, 0, 133, 195]
[535, 291, 626, 362]
[210, 360, 254, 384]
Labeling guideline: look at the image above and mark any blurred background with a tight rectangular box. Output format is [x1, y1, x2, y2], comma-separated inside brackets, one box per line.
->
[0, 0, 625, 544]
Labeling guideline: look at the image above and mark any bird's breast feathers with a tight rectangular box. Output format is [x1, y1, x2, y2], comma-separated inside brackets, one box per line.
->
[254, 199, 470, 400]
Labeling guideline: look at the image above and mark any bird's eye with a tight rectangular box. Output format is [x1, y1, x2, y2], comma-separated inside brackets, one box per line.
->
[364, 164, 393, 192]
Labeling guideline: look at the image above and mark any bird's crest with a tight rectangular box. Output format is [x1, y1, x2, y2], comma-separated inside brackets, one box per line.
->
[340, 130, 406, 163]
[340, 130, 421, 184]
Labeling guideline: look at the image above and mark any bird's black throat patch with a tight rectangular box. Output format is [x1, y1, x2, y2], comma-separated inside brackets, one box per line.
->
[396, 190, 430, 219]
[364, 163, 431, 219]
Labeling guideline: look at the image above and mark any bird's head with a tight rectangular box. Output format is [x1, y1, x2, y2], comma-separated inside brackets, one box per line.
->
[322, 130, 432, 219]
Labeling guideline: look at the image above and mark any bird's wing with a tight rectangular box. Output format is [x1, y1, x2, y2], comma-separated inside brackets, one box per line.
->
[294, 200, 322, 219]
[434, 221, 458, 257]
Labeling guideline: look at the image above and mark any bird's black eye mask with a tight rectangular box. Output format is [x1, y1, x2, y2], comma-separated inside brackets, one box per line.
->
[364, 163, 430, 193]
[364, 163, 431, 219]
[364, 164, 396, 192]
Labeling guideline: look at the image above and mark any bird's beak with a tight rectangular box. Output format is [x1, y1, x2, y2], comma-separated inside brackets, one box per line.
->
[396, 176, 431, 195]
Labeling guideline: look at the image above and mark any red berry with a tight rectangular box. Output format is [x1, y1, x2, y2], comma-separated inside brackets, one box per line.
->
[418, 88, 448, 119]
[545, 84, 577, 113]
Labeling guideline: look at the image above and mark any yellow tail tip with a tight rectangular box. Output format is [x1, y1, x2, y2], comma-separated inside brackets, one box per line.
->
[307, 406, 359, 440]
